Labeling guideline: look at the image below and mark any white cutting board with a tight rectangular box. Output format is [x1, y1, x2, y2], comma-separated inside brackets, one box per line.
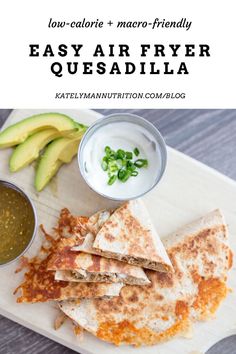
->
[0, 109, 235, 354]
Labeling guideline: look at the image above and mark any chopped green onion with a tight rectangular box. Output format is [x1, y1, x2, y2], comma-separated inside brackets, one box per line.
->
[105, 146, 111, 155]
[116, 159, 123, 168]
[101, 160, 108, 171]
[101, 146, 149, 186]
[127, 161, 136, 172]
[108, 160, 116, 166]
[117, 149, 125, 159]
[125, 151, 133, 160]
[108, 175, 117, 185]
[122, 170, 131, 182]
[102, 156, 109, 163]
[109, 165, 118, 173]
[109, 150, 116, 159]
[134, 159, 148, 168]
[118, 169, 126, 180]
[118, 169, 131, 182]
[108, 160, 118, 167]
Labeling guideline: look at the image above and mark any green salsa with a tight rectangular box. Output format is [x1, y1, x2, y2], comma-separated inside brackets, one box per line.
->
[0, 183, 35, 265]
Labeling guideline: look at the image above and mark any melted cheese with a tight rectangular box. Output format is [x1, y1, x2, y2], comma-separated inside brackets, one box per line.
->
[192, 278, 228, 319]
[97, 318, 190, 346]
[96, 279, 228, 346]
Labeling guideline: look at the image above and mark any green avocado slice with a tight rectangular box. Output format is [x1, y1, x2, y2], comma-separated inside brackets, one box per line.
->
[9, 128, 62, 172]
[35, 130, 86, 192]
[0, 113, 77, 148]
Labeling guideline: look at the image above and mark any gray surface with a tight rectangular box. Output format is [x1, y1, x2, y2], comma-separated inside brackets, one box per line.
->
[206, 335, 236, 354]
[0, 109, 236, 354]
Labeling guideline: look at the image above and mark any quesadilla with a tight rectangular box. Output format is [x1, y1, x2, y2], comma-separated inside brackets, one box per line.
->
[55, 209, 150, 285]
[48, 250, 150, 285]
[14, 210, 124, 303]
[92, 199, 173, 272]
[72, 210, 112, 254]
[15, 255, 124, 303]
[60, 209, 233, 346]
[52, 209, 150, 285]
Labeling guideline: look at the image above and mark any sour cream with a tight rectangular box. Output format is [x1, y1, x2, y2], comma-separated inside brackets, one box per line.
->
[79, 115, 167, 200]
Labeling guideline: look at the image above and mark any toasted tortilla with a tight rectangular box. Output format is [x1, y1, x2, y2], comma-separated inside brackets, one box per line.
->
[59, 210, 150, 285]
[92, 200, 173, 272]
[60, 209, 233, 346]
[15, 255, 124, 303]
[49, 250, 150, 285]
[15, 210, 124, 303]
[72, 210, 111, 254]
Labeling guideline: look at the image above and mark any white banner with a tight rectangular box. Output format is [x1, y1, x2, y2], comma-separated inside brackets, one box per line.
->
[0, 0, 235, 108]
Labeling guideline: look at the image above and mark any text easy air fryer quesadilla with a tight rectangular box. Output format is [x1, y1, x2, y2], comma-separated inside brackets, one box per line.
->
[92, 199, 173, 272]
[60, 209, 233, 346]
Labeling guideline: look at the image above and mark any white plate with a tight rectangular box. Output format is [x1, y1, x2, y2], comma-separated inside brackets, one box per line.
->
[0, 109, 236, 354]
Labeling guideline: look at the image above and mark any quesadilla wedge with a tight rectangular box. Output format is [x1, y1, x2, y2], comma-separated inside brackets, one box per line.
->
[14, 254, 124, 303]
[48, 250, 150, 285]
[60, 209, 233, 346]
[14, 210, 124, 303]
[93, 199, 173, 272]
[56, 209, 150, 285]
[72, 210, 112, 254]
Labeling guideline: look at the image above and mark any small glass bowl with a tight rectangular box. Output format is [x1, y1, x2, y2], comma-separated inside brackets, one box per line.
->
[78, 113, 167, 201]
[0, 180, 37, 267]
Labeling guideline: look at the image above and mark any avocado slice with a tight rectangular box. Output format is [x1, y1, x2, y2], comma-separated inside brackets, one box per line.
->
[9, 128, 62, 172]
[0, 113, 77, 148]
[35, 130, 86, 192]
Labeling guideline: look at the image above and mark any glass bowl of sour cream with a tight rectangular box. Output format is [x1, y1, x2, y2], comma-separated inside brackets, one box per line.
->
[78, 113, 167, 201]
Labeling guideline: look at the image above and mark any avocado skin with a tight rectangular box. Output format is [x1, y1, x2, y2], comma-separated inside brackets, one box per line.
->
[35, 127, 86, 191]
[0, 113, 77, 148]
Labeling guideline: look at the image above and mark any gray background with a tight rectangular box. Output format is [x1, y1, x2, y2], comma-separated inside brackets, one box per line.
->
[0, 109, 236, 354]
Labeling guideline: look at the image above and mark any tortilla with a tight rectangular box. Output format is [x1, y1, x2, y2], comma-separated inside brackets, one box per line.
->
[14, 210, 124, 303]
[93, 200, 173, 272]
[72, 210, 112, 254]
[48, 250, 150, 285]
[49, 209, 150, 285]
[60, 209, 233, 346]
[15, 255, 124, 303]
